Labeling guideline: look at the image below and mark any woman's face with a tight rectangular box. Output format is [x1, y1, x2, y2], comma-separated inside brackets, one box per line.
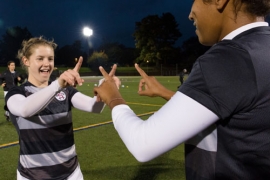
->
[24, 45, 54, 86]
[188, 0, 223, 46]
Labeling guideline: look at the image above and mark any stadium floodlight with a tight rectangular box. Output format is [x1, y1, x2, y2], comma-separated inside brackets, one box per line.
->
[83, 27, 93, 37]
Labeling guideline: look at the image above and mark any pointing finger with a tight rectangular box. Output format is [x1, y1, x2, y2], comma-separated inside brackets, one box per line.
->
[73, 56, 83, 72]
[135, 63, 148, 78]
[99, 66, 110, 80]
[109, 64, 117, 76]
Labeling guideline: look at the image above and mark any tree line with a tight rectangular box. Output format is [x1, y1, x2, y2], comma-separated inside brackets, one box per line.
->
[0, 13, 210, 74]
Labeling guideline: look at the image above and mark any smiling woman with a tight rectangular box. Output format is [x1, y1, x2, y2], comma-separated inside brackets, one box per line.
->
[4, 36, 115, 180]
[17, 37, 57, 87]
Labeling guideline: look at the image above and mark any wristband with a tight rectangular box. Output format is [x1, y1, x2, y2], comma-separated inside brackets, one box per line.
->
[108, 98, 124, 107]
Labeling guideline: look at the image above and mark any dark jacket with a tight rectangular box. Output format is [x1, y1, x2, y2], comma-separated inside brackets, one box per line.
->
[0, 70, 22, 91]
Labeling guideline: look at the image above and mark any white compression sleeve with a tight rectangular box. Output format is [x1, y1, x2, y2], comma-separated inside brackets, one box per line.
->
[112, 91, 219, 162]
[71, 78, 105, 113]
[71, 93, 105, 113]
[7, 80, 61, 118]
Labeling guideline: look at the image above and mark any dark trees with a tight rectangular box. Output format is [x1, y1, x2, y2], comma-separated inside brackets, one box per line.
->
[0, 26, 32, 65]
[133, 12, 182, 66]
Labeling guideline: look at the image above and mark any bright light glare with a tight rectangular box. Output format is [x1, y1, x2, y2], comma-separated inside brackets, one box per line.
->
[83, 27, 93, 37]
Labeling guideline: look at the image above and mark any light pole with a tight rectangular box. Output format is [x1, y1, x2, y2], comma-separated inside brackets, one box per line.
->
[83, 27, 93, 59]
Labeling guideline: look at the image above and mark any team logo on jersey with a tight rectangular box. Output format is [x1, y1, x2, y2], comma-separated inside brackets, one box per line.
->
[55, 91, 66, 101]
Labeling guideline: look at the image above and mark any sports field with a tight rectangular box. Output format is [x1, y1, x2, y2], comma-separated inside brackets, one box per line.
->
[0, 76, 186, 180]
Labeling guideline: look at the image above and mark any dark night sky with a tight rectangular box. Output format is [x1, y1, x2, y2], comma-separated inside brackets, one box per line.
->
[0, 0, 195, 50]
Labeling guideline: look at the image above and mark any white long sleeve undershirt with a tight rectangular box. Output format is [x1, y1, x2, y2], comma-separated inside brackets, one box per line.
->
[112, 91, 219, 162]
[7, 80, 105, 118]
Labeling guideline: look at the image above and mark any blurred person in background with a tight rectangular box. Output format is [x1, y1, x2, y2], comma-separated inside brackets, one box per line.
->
[0, 60, 23, 121]
[177, 68, 187, 88]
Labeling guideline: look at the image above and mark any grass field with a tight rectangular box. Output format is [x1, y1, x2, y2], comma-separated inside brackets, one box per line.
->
[0, 76, 186, 180]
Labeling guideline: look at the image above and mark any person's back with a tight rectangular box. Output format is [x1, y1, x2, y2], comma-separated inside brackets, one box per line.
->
[182, 26, 270, 179]
[219, 26, 270, 178]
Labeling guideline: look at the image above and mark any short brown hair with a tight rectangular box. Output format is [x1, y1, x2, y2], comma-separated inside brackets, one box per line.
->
[17, 36, 57, 71]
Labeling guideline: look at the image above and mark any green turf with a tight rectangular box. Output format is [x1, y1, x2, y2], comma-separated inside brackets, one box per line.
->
[0, 76, 186, 180]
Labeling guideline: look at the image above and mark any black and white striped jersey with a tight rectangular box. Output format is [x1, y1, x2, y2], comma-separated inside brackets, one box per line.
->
[6, 81, 79, 180]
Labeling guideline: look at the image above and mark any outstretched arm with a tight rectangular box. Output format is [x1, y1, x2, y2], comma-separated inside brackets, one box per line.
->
[7, 80, 61, 117]
[112, 92, 218, 162]
[72, 64, 120, 113]
[93, 65, 219, 162]
[71, 93, 105, 113]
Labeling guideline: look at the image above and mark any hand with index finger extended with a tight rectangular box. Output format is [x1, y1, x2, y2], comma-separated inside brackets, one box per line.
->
[135, 63, 148, 78]
[134, 63, 152, 96]
[95, 66, 110, 102]
[73, 56, 83, 72]
[107, 64, 121, 89]
[109, 64, 117, 76]
[134, 63, 173, 100]
[135, 63, 149, 93]
[57, 56, 84, 88]
[73, 56, 83, 86]
[94, 66, 123, 106]
[99, 66, 111, 81]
